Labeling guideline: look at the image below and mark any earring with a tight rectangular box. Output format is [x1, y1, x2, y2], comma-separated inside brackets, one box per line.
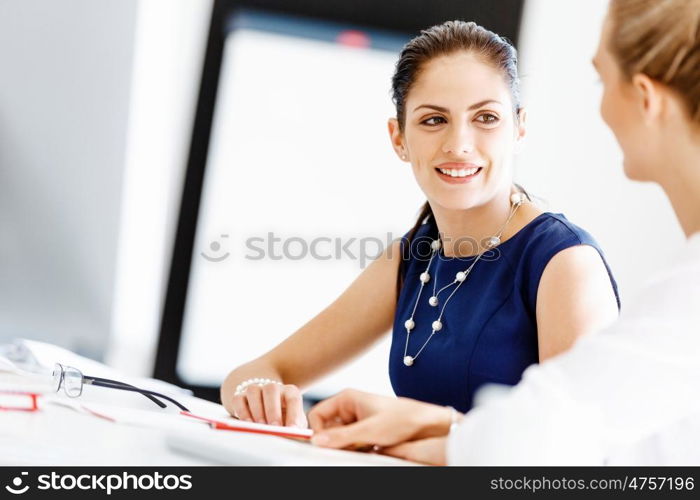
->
[401, 154, 407, 160]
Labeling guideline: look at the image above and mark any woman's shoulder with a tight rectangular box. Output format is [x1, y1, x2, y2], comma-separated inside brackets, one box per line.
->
[500, 207, 608, 276]
[518, 211, 601, 249]
[507, 209, 620, 310]
[504, 209, 611, 279]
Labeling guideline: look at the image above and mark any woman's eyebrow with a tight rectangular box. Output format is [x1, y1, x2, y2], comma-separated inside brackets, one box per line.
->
[413, 100, 502, 113]
[467, 99, 502, 110]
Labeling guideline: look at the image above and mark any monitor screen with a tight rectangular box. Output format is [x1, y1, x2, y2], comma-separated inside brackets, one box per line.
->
[175, 10, 424, 397]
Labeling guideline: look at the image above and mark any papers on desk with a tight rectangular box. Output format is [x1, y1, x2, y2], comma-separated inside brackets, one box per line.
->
[1, 339, 414, 465]
[42, 397, 313, 439]
[0, 372, 53, 395]
[181, 411, 313, 439]
[2, 338, 191, 397]
[41, 396, 411, 465]
[0, 351, 43, 378]
[0, 356, 20, 373]
[44, 398, 199, 431]
[1, 338, 313, 440]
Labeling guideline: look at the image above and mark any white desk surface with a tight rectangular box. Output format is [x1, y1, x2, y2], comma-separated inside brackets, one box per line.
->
[1, 377, 410, 466]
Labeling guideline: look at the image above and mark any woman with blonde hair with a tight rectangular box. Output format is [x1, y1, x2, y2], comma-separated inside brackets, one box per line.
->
[308, 0, 700, 465]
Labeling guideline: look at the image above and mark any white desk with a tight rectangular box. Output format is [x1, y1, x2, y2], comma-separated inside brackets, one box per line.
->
[1, 377, 409, 466]
[1, 339, 411, 466]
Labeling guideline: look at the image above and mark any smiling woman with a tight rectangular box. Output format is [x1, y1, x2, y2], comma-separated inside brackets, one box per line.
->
[220, 20, 621, 423]
[386, 21, 620, 410]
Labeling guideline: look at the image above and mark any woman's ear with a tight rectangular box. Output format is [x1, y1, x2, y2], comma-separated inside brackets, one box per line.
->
[516, 107, 527, 142]
[632, 73, 662, 125]
[388, 117, 409, 161]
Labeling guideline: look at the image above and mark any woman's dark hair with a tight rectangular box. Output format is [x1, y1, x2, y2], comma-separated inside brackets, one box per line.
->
[392, 20, 524, 300]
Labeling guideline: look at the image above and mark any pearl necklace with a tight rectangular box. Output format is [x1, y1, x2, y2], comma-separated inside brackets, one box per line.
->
[402, 193, 526, 367]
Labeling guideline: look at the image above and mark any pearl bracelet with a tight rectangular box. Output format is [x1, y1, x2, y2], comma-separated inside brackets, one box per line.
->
[234, 377, 282, 397]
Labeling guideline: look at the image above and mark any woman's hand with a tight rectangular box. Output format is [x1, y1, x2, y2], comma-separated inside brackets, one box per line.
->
[383, 437, 448, 465]
[308, 389, 453, 450]
[228, 382, 307, 428]
[219, 238, 404, 428]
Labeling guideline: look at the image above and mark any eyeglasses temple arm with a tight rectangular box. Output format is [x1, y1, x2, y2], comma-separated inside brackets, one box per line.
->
[86, 376, 190, 412]
[84, 377, 167, 409]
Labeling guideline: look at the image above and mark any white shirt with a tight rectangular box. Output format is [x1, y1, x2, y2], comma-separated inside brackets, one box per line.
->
[448, 233, 700, 465]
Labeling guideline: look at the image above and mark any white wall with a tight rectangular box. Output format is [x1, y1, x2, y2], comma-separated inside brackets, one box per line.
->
[517, 0, 684, 303]
[0, 0, 138, 359]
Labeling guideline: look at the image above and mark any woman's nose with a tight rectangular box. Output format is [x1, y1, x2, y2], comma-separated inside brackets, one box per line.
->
[441, 123, 475, 155]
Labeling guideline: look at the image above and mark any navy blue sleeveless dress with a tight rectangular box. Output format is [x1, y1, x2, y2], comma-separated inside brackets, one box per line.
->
[390, 212, 620, 413]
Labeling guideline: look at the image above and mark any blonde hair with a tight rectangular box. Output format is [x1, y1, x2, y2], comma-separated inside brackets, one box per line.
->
[608, 0, 700, 122]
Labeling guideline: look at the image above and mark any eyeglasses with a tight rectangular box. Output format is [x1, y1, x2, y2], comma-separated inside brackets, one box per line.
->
[52, 363, 189, 412]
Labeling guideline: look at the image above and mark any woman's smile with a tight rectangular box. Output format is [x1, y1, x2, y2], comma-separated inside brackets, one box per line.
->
[434, 161, 484, 184]
[435, 166, 483, 183]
